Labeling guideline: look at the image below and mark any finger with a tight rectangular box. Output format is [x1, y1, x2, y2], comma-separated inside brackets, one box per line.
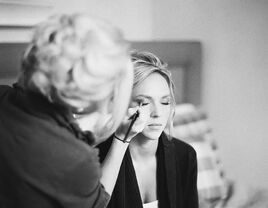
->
[119, 106, 139, 126]
[127, 106, 139, 118]
[136, 106, 150, 124]
[129, 107, 150, 133]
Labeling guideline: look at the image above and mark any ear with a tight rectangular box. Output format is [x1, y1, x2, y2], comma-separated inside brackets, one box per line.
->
[73, 102, 98, 115]
[51, 88, 94, 114]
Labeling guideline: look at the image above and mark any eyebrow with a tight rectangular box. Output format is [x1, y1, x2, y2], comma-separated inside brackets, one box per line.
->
[134, 94, 171, 99]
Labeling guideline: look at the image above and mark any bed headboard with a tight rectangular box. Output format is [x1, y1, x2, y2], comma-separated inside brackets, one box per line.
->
[0, 43, 27, 85]
[132, 41, 202, 105]
[0, 41, 202, 105]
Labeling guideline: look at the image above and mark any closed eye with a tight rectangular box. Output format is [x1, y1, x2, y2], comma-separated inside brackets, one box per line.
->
[134, 97, 150, 106]
[141, 102, 149, 106]
[161, 97, 171, 105]
[161, 102, 171, 105]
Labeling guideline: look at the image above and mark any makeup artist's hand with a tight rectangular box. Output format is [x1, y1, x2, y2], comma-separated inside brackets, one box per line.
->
[115, 105, 149, 143]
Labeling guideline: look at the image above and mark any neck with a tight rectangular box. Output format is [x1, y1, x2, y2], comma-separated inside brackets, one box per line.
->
[129, 134, 159, 161]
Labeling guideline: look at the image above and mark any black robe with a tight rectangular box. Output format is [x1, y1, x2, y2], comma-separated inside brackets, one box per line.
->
[0, 84, 109, 208]
[98, 133, 199, 208]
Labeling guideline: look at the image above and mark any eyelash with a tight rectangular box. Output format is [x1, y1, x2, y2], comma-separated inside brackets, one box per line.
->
[140, 102, 149, 106]
[162, 102, 171, 105]
[137, 101, 170, 106]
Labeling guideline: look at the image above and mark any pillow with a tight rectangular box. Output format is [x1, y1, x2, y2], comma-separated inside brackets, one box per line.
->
[173, 104, 231, 206]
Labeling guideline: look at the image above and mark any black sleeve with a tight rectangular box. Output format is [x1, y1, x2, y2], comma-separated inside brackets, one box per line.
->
[96, 136, 113, 163]
[174, 138, 199, 208]
[55, 150, 111, 208]
[184, 148, 199, 208]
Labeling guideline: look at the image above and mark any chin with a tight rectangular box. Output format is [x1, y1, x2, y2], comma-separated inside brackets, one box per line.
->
[141, 130, 162, 140]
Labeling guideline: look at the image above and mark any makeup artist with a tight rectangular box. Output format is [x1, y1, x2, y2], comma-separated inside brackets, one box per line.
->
[0, 13, 134, 208]
[97, 51, 199, 208]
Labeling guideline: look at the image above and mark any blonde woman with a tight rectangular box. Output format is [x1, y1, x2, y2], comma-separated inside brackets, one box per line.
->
[0, 13, 133, 208]
[98, 51, 198, 208]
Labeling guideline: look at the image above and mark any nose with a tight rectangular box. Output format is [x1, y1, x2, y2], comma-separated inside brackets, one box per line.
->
[150, 103, 161, 118]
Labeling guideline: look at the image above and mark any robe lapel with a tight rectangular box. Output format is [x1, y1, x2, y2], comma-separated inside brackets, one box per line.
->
[108, 148, 143, 208]
[124, 149, 144, 208]
[161, 134, 177, 208]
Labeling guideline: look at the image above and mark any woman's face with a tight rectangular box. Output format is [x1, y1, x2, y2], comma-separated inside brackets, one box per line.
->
[131, 72, 171, 140]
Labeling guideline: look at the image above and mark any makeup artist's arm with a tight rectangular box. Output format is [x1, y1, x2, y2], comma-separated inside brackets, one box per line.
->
[99, 107, 139, 195]
[75, 106, 148, 196]
[100, 106, 149, 195]
[74, 113, 135, 196]
[99, 136, 130, 195]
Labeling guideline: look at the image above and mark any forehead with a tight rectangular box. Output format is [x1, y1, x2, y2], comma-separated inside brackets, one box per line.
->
[133, 73, 170, 97]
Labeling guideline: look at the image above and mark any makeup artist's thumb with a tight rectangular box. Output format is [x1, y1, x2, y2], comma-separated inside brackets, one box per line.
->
[119, 106, 139, 126]
[126, 106, 139, 118]
[115, 106, 140, 139]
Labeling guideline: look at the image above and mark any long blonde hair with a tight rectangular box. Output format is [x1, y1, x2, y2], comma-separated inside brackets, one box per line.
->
[18, 13, 133, 139]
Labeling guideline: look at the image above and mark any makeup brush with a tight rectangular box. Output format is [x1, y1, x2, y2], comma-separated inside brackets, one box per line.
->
[123, 103, 141, 142]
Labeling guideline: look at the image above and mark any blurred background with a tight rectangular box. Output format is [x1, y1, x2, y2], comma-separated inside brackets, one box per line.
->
[0, 0, 268, 195]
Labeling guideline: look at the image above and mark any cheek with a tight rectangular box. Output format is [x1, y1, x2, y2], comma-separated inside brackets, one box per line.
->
[138, 106, 151, 122]
[162, 107, 171, 120]
[160, 107, 172, 129]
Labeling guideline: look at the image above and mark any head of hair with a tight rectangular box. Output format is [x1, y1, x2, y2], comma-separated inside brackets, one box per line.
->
[18, 13, 133, 139]
[131, 51, 176, 138]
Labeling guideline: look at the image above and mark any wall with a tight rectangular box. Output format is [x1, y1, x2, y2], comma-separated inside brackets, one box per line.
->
[153, 0, 268, 188]
[0, 0, 153, 42]
[52, 0, 153, 40]
[0, 2, 53, 42]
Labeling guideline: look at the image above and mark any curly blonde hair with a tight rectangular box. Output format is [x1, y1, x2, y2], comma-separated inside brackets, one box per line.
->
[18, 13, 133, 139]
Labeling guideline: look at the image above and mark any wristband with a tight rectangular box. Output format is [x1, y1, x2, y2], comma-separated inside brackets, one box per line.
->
[114, 134, 130, 143]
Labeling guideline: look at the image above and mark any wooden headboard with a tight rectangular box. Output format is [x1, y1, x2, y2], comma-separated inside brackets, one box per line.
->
[132, 41, 202, 105]
[0, 43, 27, 85]
[0, 41, 202, 105]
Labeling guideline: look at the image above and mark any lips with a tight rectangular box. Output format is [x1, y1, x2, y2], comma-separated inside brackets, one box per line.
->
[148, 123, 162, 126]
[147, 123, 163, 130]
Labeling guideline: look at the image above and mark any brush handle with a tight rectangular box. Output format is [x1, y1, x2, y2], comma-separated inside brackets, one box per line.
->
[123, 110, 140, 142]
